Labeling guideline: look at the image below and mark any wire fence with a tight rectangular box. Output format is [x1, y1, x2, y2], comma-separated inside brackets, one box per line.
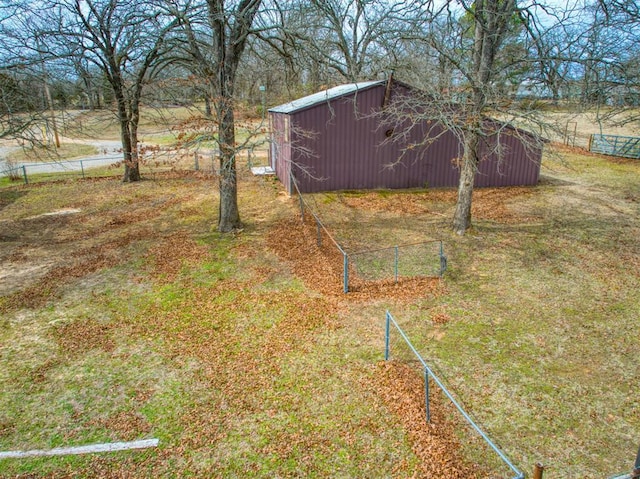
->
[1, 157, 122, 184]
[0, 147, 267, 186]
[0, 148, 233, 185]
[384, 310, 525, 479]
[349, 242, 447, 283]
[0, 155, 194, 185]
[293, 178, 447, 293]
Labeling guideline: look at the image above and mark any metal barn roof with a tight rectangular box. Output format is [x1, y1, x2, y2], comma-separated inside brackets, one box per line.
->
[268, 80, 384, 114]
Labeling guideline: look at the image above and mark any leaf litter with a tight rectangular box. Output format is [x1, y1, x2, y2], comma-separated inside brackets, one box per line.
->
[1, 172, 493, 477]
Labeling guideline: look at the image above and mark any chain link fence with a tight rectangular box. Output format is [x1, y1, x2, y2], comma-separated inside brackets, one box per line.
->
[385, 310, 525, 479]
[0, 149, 228, 185]
[349, 242, 446, 283]
[293, 177, 447, 293]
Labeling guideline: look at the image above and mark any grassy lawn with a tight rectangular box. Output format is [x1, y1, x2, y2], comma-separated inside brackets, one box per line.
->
[303, 145, 640, 477]
[0, 144, 638, 478]
[0, 171, 433, 477]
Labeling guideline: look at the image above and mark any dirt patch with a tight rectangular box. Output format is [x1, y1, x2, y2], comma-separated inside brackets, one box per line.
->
[0, 176, 211, 313]
[0, 260, 56, 296]
[0, 229, 154, 313]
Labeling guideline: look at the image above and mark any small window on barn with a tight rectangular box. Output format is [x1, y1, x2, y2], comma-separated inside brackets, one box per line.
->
[284, 116, 290, 143]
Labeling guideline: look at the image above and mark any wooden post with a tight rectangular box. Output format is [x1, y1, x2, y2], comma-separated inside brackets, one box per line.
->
[533, 463, 544, 479]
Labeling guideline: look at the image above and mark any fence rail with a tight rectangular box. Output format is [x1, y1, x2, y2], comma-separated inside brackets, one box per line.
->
[349, 241, 447, 284]
[1, 157, 125, 184]
[385, 310, 524, 479]
[589, 134, 640, 159]
[0, 152, 216, 185]
[292, 178, 447, 293]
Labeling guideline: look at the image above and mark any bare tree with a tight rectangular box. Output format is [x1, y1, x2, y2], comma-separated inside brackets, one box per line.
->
[169, 0, 262, 232]
[378, 0, 572, 235]
[259, 0, 430, 85]
[420, 0, 522, 234]
[582, 0, 640, 128]
[34, 0, 178, 182]
[0, 2, 55, 145]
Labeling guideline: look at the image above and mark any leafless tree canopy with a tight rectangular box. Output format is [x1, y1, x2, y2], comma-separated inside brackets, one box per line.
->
[1, 0, 638, 231]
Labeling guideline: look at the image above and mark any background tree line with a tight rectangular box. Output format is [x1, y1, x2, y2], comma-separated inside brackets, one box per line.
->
[1, 0, 639, 233]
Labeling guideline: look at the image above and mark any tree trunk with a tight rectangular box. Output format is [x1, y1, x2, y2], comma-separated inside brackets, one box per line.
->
[121, 126, 140, 182]
[450, 0, 515, 235]
[123, 130, 141, 183]
[114, 84, 140, 183]
[127, 98, 142, 182]
[204, 95, 212, 118]
[118, 111, 140, 183]
[453, 131, 480, 235]
[217, 98, 241, 232]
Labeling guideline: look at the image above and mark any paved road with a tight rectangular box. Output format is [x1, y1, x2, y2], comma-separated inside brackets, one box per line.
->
[0, 140, 124, 177]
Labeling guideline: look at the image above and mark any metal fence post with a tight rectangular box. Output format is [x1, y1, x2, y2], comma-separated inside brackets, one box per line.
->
[343, 252, 349, 293]
[299, 194, 304, 221]
[439, 241, 447, 277]
[22, 165, 28, 184]
[316, 218, 322, 247]
[80, 160, 85, 179]
[425, 367, 431, 422]
[394, 246, 399, 283]
[533, 463, 544, 479]
[385, 311, 391, 360]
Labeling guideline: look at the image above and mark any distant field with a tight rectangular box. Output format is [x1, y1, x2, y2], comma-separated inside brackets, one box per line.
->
[543, 110, 640, 147]
[501, 108, 640, 149]
[61, 106, 268, 146]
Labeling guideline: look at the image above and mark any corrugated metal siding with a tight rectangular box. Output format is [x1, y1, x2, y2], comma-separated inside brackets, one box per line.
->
[270, 112, 293, 194]
[271, 81, 542, 194]
[476, 126, 542, 187]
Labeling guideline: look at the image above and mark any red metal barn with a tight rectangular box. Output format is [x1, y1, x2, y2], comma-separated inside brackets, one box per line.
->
[268, 80, 542, 194]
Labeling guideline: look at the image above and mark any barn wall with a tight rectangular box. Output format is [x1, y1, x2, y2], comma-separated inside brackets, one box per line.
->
[270, 112, 293, 194]
[273, 82, 542, 194]
[289, 83, 451, 193]
[476, 125, 542, 187]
